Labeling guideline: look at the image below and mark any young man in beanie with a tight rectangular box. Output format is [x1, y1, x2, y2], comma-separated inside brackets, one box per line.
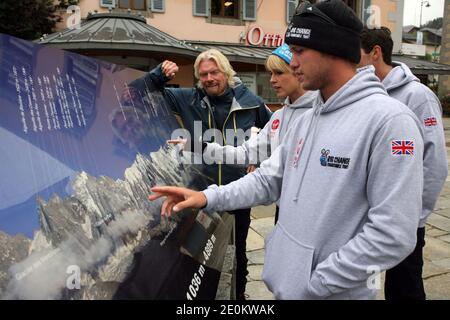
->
[148, 0, 425, 299]
[359, 26, 448, 300]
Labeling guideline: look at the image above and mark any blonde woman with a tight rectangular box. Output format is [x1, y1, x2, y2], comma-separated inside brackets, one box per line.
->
[200, 44, 316, 222]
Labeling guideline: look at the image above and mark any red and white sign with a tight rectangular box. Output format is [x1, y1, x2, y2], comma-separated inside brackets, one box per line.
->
[246, 26, 284, 47]
[271, 119, 280, 131]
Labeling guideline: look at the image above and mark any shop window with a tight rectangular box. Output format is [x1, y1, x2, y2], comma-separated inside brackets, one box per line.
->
[193, 0, 256, 23]
[100, 0, 116, 8]
[193, 0, 209, 16]
[151, 0, 165, 12]
[289, 1, 363, 22]
[118, 0, 147, 10]
[211, 0, 239, 19]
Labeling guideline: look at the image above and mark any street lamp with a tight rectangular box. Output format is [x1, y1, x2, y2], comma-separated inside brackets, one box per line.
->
[419, 0, 431, 28]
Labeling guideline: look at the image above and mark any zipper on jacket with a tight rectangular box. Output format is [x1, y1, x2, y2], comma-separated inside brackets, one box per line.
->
[204, 98, 223, 185]
[221, 105, 260, 143]
[219, 105, 259, 184]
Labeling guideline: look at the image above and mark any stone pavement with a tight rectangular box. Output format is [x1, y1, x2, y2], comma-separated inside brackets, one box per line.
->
[244, 117, 450, 300]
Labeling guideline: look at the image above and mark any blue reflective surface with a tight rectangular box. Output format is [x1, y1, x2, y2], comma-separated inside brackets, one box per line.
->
[0, 34, 179, 237]
[0, 34, 232, 300]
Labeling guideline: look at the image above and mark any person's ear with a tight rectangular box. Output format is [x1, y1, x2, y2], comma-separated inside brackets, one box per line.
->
[372, 45, 383, 63]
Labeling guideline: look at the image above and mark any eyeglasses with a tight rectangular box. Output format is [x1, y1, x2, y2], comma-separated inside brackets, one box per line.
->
[294, 0, 337, 26]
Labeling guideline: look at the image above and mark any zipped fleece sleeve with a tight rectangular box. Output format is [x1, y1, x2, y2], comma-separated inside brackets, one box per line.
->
[308, 113, 424, 298]
[202, 139, 287, 213]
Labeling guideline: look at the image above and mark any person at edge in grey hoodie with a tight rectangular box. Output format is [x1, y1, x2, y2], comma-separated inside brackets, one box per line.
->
[169, 43, 316, 224]
[148, 0, 425, 300]
[359, 26, 448, 300]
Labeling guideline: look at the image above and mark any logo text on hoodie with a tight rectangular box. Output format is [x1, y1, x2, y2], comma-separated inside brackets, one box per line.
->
[391, 140, 414, 156]
[320, 149, 351, 169]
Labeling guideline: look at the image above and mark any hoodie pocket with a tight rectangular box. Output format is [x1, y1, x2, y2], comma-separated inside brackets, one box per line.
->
[262, 223, 315, 300]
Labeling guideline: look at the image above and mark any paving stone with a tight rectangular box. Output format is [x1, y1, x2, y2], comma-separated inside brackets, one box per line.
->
[245, 281, 274, 300]
[250, 217, 275, 239]
[434, 209, 450, 219]
[375, 272, 386, 300]
[246, 228, 265, 252]
[427, 214, 450, 232]
[247, 249, 265, 265]
[423, 259, 450, 279]
[248, 265, 263, 281]
[216, 273, 233, 300]
[221, 245, 235, 273]
[439, 185, 450, 195]
[431, 258, 450, 271]
[434, 198, 450, 211]
[424, 273, 450, 300]
[438, 234, 450, 243]
[426, 227, 449, 237]
[251, 204, 276, 219]
[424, 236, 450, 261]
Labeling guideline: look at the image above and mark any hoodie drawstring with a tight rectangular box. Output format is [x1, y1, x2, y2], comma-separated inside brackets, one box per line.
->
[293, 105, 323, 202]
[279, 108, 297, 140]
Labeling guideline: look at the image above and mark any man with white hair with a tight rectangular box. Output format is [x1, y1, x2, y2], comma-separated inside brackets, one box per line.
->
[130, 49, 272, 300]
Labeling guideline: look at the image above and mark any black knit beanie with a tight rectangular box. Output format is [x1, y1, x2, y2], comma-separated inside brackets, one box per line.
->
[285, 0, 363, 64]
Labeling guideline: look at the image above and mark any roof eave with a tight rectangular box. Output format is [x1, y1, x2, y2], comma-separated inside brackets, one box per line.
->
[43, 42, 200, 57]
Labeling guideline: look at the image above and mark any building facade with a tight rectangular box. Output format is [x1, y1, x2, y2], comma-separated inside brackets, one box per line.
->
[439, 0, 450, 96]
[47, 0, 406, 107]
[402, 25, 441, 62]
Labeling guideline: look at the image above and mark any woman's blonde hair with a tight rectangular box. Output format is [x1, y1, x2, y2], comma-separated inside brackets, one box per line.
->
[265, 54, 292, 74]
[194, 49, 236, 88]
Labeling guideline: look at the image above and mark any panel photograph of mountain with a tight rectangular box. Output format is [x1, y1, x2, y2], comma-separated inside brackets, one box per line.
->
[0, 34, 233, 300]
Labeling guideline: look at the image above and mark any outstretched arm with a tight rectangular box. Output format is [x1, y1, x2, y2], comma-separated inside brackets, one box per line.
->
[149, 139, 287, 216]
[149, 186, 207, 217]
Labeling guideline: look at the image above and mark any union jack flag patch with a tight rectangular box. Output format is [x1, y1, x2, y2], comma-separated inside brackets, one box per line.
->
[391, 140, 414, 156]
[424, 117, 437, 127]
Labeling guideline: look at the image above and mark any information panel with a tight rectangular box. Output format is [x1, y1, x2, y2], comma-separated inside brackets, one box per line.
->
[0, 34, 232, 300]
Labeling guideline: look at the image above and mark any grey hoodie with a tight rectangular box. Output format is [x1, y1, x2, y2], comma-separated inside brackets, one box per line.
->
[202, 67, 424, 299]
[383, 62, 448, 227]
[203, 91, 316, 165]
